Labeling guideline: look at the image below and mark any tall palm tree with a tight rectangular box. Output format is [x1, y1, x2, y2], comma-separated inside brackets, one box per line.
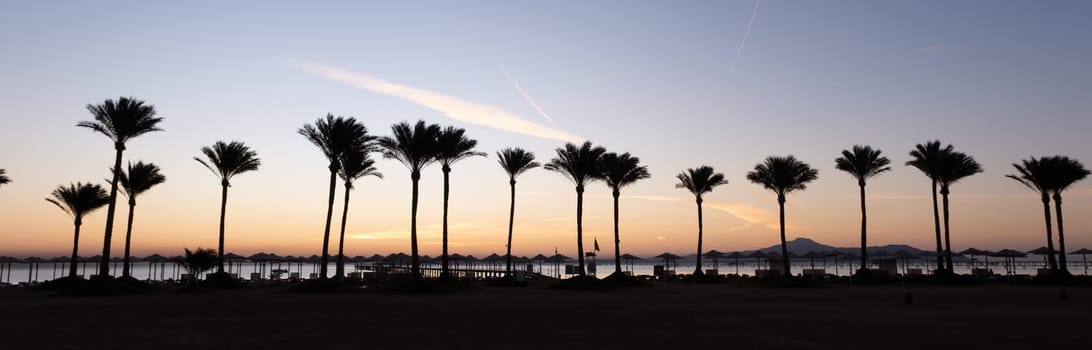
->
[746, 156, 819, 278]
[834, 145, 891, 273]
[78, 97, 163, 277]
[1049, 157, 1089, 275]
[195, 141, 261, 274]
[46, 183, 110, 278]
[545, 141, 607, 276]
[675, 166, 727, 276]
[1007, 157, 1060, 272]
[335, 149, 382, 279]
[299, 114, 375, 280]
[935, 151, 982, 272]
[906, 140, 954, 272]
[497, 148, 539, 277]
[435, 126, 486, 278]
[601, 152, 650, 277]
[377, 120, 442, 278]
[116, 161, 166, 278]
[0, 169, 10, 187]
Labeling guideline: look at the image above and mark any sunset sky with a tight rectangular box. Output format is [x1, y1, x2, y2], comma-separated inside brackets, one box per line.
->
[2, 1, 1091, 259]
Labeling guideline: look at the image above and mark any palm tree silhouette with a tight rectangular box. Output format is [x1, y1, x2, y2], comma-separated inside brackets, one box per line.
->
[746, 156, 819, 278]
[675, 166, 727, 276]
[116, 161, 166, 278]
[46, 183, 110, 278]
[299, 114, 376, 280]
[436, 126, 486, 278]
[378, 120, 442, 278]
[935, 150, 982, 271]
[335, 149, 382, 279]
[195, 141, 261, 274]
[0, 169, 9, 187]
[906, 140, 954, 272]
[601, 152, 650, 277]
[834, 145, 891, 273]
[77, 97, 163, 277]
[1008, 156, 1089, 274]
[545, 141, 607, 276]
[1049, 157, 1089, 275]
[497, 148, 539, 277]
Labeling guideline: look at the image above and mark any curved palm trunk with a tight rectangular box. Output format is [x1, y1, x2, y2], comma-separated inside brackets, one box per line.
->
[319, 169, 337, 279]
[940, 187, 954, 272]
[1053, 193, 1069, 274]
[694, 198, 704, 276]
[69, 219, 83, 278]
[122, 198, 136, 277]
[441, 168, 451, 278]
[505, 178, 516, 276]
[930, 180, 944, 272]
[576, 186, 586, 276]
[858, 182, 868, 272]
[613, 188, 623, 275]
[99, 146, 124, 277]
[335, 183, 352, 280]
[778, 195, 790, 279]
[216, 181, 229, 273]
[410, 172, 421, 278]
[1039, 193, 1059, 272]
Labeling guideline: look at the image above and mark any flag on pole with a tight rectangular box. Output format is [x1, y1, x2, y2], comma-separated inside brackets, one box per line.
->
[594, 238, 600, 252]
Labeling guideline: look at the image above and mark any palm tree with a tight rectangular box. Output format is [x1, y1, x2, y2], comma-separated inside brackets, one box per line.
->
[1049, 157, 1089, 275]
[116, 161, 166, 278]
[377, 120, 442, 278]
[299, 114, 375, 280]
[601, 152, 651, 277]
[1009, 156, 1090, 274]
[834, 145, 891, 273]
[746, 156, 819, 278]
[497, 148, 540, 276]
[935, 150, 982, 271]
[435, 126, 486, 278]
[181, 247, 217, 284]
[545, 141, 607, 276]
[46, 183, 110, 278]
[0, 169, 10, 187]
[195, 141, 261, 274]
[335, 149, 382, 279]
[906, 140, 954, 272]
[675, 166, 727, 276]
[77, 97, 163, 277]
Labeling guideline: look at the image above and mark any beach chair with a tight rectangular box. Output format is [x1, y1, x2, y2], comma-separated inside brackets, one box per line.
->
[250, 272, 261, 281]
[289, 272, 301, 281]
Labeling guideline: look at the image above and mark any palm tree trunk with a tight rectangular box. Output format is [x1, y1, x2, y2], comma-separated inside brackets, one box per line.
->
[217, 181, 228, 273]
[70, 219, 82, 278]
[858, 182, 868, 272]
[336, 183, 351, 280]
[410, 171, 421, 278]
[505, 178, 516, 276]
[99, 146, 124, 277]
[613, 188, 623, 275]
[576, 186, 586, 276]
[694, 198, 704, 276]
[778, 195, 790, 279]
[1040, 193, 1058, 272]
[122, 198, 136, 277]
[941, 186, 954, 272]
[319, 169, 337, 279]
[930, 180, 944, 272]
[1053, 193, 1069, 274]
[441, 168, 451, 278]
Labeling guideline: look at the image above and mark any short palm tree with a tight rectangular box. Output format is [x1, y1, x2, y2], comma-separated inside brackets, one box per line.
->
[746, 156, 819, 278]
[1049, 157, 1089, 275]
[601, 152, 650, 277]
[906, 140, 954, 272]
[435, 126, 486, 278]
[0, 169, 10, 187]
[545, 141, 607, 276]
[181, 247, 217, 284]
[46, 183, 110, 278]
[299, 114, 375, 279]
[78, 97, 163, 277]
[676, 166, 727, 276]
[497, 148, 540, 276]
[334, 149, 382, 279]
[834, 145, 891, 273]
[195, 141, 261, 274]
[377, 120, 442, 278]
[935, 150, 982, 271]
[117, 161, 166, 278]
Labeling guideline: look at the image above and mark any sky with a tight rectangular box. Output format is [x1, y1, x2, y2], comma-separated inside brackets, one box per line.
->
[2, 1, 1092, 259]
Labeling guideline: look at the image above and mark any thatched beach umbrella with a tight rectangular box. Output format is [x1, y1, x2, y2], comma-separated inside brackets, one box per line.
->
[725, 252, 745, 275]
[703, 250, 725, 271]
[992, 249, 1027, 275]
[745, 251, 768, 269]
[546, 254, 572, 278]
[143, 254, 170, 281]
[620, 253, 643, 274]
[0, 256, 19, 283]
[654, 253, 681, 273]
[23, 257, 46, 283]
[958, 248, 990, 270]
[800, 251, 824, 270]
[49, 256, 67, 280]
[1027, 247, 1055, 269]
[1070, 248, 1092, 275]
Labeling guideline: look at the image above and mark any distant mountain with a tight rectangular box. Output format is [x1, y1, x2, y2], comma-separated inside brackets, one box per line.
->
[752, 237, 927, 256]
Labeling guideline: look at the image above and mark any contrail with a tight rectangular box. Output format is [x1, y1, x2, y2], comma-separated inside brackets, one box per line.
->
[501, 66, 557, 126]
[730, 0, 762, 73]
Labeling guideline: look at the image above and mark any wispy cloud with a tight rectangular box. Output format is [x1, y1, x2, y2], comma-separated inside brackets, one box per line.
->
[500, 66, 557, 126]
[729, 0, 762, 73]
[284, 60, 583, 143]
[626, 195, 795, 232]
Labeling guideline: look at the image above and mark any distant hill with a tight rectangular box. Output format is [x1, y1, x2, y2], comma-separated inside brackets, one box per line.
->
[667, 237, 927, 262]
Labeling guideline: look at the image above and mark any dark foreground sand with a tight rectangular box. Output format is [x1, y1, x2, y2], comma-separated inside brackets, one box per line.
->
[0, 282, 1087, 349]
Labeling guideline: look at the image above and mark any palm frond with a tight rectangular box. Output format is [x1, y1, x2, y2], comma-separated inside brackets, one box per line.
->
[544, 141, 607, 187]
[746, 156, 819, 196]
[835, 145, 890, 183]
[601, 152, 651, 190]
[194, 141, 261, 185]
[46, 182, 110, 220]
[78, 97, 163, 146]
[437, 126, 486, 168]
[497, 148, 540, 178]
[675, 166, 727, 199]
[117, 161, 166, 198]
[377, 120, 442, 175]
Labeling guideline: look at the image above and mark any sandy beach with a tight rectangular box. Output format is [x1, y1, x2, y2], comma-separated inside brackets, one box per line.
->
[0, 282, 1087, 349]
